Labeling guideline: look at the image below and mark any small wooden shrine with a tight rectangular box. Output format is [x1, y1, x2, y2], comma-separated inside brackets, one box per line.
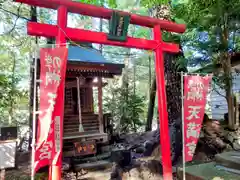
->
[62, 45, 124, 157]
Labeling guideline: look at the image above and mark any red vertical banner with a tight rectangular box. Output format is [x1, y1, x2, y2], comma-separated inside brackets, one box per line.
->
[34, 47, 68, 173]
[183, 75, 212, 162]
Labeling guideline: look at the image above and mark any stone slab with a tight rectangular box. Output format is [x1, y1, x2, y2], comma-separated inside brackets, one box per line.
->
[177, 162, 240, 180]
[73, 160, 112, 171]
[215, 151, 240, 171]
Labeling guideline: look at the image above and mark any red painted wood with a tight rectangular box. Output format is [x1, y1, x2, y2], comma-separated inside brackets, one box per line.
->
[50, 6, 68, 180]
[56, 6, 67, 46]
[154, 25, 173, 180]
[15, 0, 185, 32]
[27, 22, 179, 52]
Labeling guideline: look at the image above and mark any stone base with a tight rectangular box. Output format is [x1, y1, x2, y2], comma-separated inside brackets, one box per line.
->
[215, 151, 240, 171]
[73, 160, 112, 171]
[177, 162, 239, 180]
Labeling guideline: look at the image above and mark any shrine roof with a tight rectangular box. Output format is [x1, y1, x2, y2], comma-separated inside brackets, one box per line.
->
[67, 45, 124, 77]
[68, 45, 118, 65]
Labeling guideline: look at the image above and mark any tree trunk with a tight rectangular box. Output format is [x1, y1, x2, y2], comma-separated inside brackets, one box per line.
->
[146, 5, 183, 127]
[164, 53, 182, 125]
[145, 4, 172, 132]
[223, 54, 235, 130]
[147, 4, 184, 164]
[164, 52, 183, 164]
[148, 56, 152, 95]
[150, 5, 183, 126]
[28, 6, 38, 150]
[221, 26, 235, 130]
[8, 52, 16, 125]
[146, 77, 156, 132]
[117, 52, 130, 133]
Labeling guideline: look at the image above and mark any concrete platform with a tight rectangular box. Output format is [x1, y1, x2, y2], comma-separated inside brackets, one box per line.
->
[177, 162, 240, 180]
[215, 151, 240, 171]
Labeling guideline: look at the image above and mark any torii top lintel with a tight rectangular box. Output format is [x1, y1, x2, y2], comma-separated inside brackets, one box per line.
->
[15, 0, 185, 33]
[15, 0, 186, 51]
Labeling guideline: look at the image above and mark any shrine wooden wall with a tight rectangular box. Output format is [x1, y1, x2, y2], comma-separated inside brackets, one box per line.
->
[64, 80, 94, 115]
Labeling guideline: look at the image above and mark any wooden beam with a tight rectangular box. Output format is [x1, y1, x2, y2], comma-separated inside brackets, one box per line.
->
[27, 22, 180, 52]
[66, 72, 114, 78]
[65, 81, 107, 88]
[67, 63, 123, 75]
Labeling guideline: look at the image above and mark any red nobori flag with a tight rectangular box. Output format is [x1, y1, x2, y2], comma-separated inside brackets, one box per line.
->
[34, 47, 68, 173]
[183, 75, 212, 162]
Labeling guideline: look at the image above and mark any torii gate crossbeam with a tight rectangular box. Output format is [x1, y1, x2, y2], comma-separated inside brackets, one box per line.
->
[14, 0, 186, 180]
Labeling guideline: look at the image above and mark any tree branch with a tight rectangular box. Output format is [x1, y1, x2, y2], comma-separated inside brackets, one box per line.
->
[212, 83, 227, 99]
[0, 3, 31, 36]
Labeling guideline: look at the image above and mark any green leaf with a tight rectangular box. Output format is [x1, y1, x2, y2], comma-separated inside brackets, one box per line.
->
[108, 0, 117, 8]
[174, 17, 186, 24]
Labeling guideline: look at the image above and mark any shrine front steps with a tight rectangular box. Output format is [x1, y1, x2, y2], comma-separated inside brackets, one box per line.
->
[177, 162, 240, 180]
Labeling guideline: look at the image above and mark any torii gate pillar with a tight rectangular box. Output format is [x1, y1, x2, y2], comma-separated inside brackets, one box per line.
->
[15, 0, 186, 180]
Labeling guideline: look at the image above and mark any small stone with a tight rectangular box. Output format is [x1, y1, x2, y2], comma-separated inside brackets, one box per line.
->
[227, 132, 236, 143]
[233, 139, 240, 150]
[135, 148, 145, 154]
[212, 177, 224, 180]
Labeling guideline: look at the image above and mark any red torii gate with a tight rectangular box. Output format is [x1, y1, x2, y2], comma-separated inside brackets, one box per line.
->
[15, 0, 185, 179]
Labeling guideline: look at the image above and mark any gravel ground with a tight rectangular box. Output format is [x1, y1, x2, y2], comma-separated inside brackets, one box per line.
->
[5, 163, 179, 180]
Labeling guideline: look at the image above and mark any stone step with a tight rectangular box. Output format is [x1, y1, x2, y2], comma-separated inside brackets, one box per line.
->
[64, 117, 98, 121]
[73, 152, 111, 164]
[64, 126, 99, 133]
[64, 114, 98, 117]
[64, 123, 99, 128]
[64, 131, 99, 137]
[64, 120, 99, 125]
[64, 116, 99, 120]
[177, 162, 240, 180]
[73, 160, 112, 172]
[65, 118, 98, 122]
[64, 116, 98, 120]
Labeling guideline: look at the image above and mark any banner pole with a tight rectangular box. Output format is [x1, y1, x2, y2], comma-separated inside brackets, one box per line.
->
[181, 71, 186, 180]
[31, 45, 38, 180]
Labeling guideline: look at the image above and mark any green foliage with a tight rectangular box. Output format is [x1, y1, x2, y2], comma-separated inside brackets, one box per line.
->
[173, 0, 240, 128]
[175, 0, 240, 71]
[73, 0, 117, 7]
[0, 75, 11, 119]
[0, 2, 33, 127]
[141, 0, 169, 8]
[107, 0, 117, 8]
[174, 0, 240, 31]
[176, 56, 188, 72]
[72, 0, 101, 5]
[103, 76, 146, 133]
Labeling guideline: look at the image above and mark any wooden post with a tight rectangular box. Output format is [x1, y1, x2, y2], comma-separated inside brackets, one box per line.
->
[98, 77, 103, 133]
[50, 5, 67, 180]
[154, 25, 173, 180]
[77, 77, 84, 132]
